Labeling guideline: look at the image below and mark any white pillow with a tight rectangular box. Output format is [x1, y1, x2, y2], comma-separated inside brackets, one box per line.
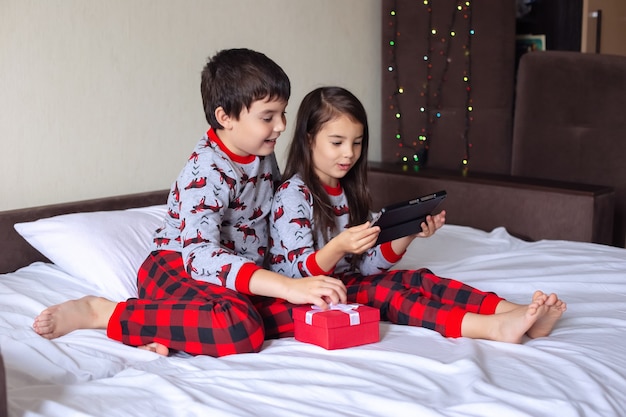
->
[14, 205, 167, 301]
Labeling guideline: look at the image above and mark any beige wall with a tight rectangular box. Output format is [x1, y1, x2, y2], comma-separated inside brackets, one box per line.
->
[0, 0, 381, 210]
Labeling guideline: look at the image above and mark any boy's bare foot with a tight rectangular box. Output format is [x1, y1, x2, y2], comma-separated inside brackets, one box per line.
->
[138, 342, 170, 356]
[527, 292, 567, 338]
[33, 296, 117, 339]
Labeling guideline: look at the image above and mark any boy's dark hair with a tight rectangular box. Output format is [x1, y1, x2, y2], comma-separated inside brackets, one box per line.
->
[201, 48, 291, 129]
[283, 86, 372, 248]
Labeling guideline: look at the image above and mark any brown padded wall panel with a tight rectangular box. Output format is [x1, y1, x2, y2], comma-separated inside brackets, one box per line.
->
[368, 163, 614, 245]
[381, 0, 516, 174]
[511, 51, 626, 246]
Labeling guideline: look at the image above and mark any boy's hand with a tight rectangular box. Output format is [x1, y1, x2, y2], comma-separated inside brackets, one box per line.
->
[284, 276, 347, 310]
[416, 210, 446, 238]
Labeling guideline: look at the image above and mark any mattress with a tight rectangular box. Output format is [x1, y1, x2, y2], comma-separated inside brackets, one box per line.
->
[2, 224, 626, 416]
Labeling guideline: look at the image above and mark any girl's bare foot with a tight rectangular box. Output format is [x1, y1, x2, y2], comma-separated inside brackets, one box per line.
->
[33, 296, 117, 339]
[531, 290, 548, 305]
[490, 301, 546, 343]
[463, 298, 546, 343]
[495, 291, 547, 314]
[138, 342, 170, 356]
[527, 293, 567, 338]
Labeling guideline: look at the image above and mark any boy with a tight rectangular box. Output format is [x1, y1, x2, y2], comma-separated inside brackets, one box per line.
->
[33, 48, 347, 357]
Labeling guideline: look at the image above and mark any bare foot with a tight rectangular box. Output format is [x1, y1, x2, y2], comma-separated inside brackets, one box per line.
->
[531, 290, 548, 305]
[33, 296, 117, 339]
[138, 342, 170, 356]
[527, 293, 566, 338]
[495, 291, 546, 314]
[463, 298, 546, 343]
[491, 300, 548, 343]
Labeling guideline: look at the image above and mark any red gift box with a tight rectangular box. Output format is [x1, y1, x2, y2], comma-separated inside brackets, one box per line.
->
[293, 304, 380, 350]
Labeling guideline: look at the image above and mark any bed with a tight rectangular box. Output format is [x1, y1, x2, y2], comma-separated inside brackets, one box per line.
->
[1, 190, 626, 417]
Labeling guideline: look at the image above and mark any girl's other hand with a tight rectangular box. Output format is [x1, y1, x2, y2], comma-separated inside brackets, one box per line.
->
[417, 210, 446, 238]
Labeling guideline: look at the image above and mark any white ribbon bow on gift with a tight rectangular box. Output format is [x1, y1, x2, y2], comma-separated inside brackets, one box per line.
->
[305, 303, 361, 326]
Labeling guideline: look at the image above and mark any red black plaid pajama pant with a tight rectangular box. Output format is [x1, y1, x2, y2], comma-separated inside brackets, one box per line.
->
[340, 268, 503, 337]
[106, 251, 295, 357]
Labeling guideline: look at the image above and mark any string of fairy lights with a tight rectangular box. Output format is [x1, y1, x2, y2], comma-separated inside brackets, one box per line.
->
[385, 0, 474, 172]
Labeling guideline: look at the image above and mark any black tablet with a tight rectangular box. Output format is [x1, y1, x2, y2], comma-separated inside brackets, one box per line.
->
[372, 190, 447, 245]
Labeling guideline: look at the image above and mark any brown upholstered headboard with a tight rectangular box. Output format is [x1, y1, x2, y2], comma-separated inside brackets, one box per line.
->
[511, 51, 626, 247]
[0, 190, 169, 274]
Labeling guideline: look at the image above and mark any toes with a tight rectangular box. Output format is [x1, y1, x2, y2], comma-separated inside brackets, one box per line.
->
[532, 290, 544, 302]
[138, 342, 169, 356]
[33, 321, 49, 335]
[545, 293, 558, 306]
[155, 345, 170, 356]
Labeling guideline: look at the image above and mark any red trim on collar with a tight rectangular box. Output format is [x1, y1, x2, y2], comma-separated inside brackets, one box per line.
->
[207, 128, 256, 164]
[323, 182, 342, 196]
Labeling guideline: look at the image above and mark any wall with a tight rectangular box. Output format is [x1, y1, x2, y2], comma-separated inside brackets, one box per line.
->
[0, 0, 381, 210]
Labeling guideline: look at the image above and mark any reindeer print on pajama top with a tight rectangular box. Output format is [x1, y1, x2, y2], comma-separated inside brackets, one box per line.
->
[151, 128, 275, 291]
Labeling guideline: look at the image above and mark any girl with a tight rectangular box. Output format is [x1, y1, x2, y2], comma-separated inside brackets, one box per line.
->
[269, 86, 566, 343]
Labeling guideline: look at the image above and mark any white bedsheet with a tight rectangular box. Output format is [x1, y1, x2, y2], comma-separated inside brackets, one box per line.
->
[2, 225, 626, 417]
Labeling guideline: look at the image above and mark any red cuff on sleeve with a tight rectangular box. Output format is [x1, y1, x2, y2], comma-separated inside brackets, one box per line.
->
[306, 252, 333, 276]
[106, 301, 127, 342]
[381, 242, 405, 264]
[235, 262, 262, 295]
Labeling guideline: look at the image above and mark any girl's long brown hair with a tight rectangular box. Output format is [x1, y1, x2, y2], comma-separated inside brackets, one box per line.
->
[282, 87, 372, 246]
